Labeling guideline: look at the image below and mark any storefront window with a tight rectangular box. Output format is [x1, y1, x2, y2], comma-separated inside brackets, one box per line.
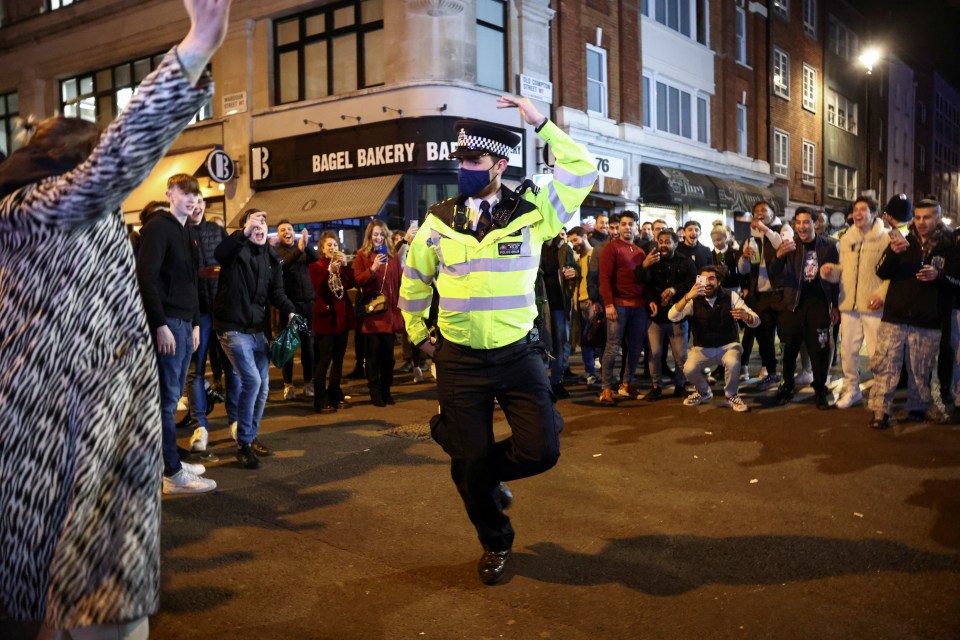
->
[274, 0, 384, 105]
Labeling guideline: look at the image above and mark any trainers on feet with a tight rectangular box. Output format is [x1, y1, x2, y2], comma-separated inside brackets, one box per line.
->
[181, 461, 206, 476]
[795, 369, 814, 386]
[757, 373, 781, 391]
[643, 386, 663, 402]
[283, 384, 298, 400]
[724, 394, 750, 412]
[229, 421, 238, 443]
[578, 374, 598, 386]
[251, 438, 273, 457]
[176, 396, 188, 412]
[302, 381, 315, 398]
[236, 443, 260, 469]
[683, 390, 714, 406]
[413, 366, 424, 383]
[162, 468, 216, 495]
[189, 426, 209, 453]
[774, 384, 796, 405]
[617, 383, 631, 397]
[598, 388, 616, 406]
[836, 387, 863, 409]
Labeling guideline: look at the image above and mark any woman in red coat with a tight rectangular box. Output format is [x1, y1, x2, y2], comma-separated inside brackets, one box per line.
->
[310, 231, 356, 413]
[353, 220, 403, 406]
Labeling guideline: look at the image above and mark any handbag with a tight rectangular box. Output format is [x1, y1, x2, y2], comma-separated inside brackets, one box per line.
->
[270, 314, 309, 368]
[357, 257, 388, 318]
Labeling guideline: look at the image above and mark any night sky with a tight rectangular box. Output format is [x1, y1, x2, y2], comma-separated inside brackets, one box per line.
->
[849, 0, 960, 88]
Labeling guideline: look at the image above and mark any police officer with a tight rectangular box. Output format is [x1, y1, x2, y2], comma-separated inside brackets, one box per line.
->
[399, 96, 596, 585]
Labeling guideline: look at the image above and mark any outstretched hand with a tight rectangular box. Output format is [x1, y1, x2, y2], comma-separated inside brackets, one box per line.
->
[496, 95, 545, 127]
[179, 0, 232, 84]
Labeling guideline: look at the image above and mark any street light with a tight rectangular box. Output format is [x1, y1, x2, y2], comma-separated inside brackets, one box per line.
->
[858, 47, 881, 198]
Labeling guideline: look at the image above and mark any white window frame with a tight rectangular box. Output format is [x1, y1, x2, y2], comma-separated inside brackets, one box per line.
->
[802, 139, 816, 185]
[828, 17, 859, 61]
[802, 64, 816, 112]
[586, 44, 608, 118]
[802, 0, 816, 37]
[827, 161, 857, 200]
[773, 48, 790, 99]
[737, 104, 748, 156]
[642, 75, 651, 127]
[826, 87, 858, 134]
[774, 129, 789, 178]
[735, 7, 747, 65]
[697, 95, 710, 145]
[773, 0, 789, 19]
[650, 77, 708, 144]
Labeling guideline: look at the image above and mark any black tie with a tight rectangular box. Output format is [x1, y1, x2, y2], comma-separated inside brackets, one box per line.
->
[477, 201, 492, 239]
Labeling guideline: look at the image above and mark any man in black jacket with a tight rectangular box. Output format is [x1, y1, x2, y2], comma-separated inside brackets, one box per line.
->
[868, 197, 954, 428]
[273, 219, 319, 400]
[215, 208, 297, 469]
[640, 229, 697, 400]
[675, 220, 713, 271]
[768, 207, 840, 409]
[137, 173, 214, 494]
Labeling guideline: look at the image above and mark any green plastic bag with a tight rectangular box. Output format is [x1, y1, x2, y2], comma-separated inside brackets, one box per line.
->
[270, 315, 309, 368]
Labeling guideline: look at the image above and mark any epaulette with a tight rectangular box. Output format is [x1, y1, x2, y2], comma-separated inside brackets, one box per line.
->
[427, 197, 468, 231]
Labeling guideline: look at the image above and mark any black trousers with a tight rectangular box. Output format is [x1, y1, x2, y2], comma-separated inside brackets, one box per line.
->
[281, 300, 315, 384]
[313, 332, 348, 407]
[753, 291, 784, 373]
[431, 335, 563, 552]
[778, 295, 832, 392]
[364, 332, 394, 398]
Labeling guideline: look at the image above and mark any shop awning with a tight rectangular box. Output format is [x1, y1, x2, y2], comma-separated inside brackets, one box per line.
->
[711, 177, 785, 214]
[232, 174, 402, 226]
[122, 146, 223, 224]
[640, 163, 719, 209]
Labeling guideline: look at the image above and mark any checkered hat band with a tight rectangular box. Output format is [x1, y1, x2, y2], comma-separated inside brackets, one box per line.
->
[457, 130, 516, 156]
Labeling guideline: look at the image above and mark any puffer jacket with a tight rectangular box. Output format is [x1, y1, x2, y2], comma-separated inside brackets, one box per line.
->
[820, 218, 890, 313]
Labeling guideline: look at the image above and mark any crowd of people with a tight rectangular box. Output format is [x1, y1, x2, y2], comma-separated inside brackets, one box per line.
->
[538, 196, 960, 430]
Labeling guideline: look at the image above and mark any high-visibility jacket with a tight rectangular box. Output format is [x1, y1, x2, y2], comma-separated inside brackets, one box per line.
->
[399, 120, 597, 349]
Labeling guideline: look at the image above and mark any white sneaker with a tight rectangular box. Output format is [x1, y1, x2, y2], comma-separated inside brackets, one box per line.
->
[181, 461, 206, 475]
[229, 421, 238, 443]
[795, 369, 814, 386]
[836, 387, 863, 409]
[413, 366, 424, 383]
[302, 381, 315, 398]
[162, 468, 216, 495]
[283, 384, 298, 400]
[740, 367, 753, 382]
[683, 390, 714, 406]
[189, 426, 209, 453]
[758, 367, 768, 380]
[176, 396, 188, 411]
[724, 394, 750, 412]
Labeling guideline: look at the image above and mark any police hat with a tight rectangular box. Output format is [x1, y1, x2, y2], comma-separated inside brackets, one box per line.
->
[883, 194, 913, 223]
[450, 119, 521, 160]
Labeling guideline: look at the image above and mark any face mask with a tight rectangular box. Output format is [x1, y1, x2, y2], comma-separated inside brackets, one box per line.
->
[458, 166, 493, 197]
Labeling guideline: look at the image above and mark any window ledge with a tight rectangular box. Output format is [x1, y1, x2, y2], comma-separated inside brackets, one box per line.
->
[736, 61, 753, 71]
[774, 91, 790, 101]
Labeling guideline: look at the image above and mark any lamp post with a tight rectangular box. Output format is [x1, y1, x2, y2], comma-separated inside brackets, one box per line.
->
[859, 48, 881, 198]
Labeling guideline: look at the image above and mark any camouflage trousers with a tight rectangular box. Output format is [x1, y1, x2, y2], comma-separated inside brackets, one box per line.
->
[867, 321, 941, 415]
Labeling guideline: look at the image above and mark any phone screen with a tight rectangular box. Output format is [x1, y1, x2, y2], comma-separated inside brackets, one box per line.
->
[377, 243, 388, 255]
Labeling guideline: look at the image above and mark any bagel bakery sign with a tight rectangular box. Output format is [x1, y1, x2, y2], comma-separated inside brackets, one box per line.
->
[250, 116, 525, 188]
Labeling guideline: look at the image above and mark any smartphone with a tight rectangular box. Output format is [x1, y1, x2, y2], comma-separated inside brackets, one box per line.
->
[377, 243, 388, 256]
[930, 255, 945, 271]
[888, 226, 904, 242]
[696, 275, 707, 287]
[408, 219, 420, 233]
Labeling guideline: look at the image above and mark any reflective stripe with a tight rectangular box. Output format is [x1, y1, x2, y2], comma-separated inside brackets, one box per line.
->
[442, 255, 539, 277]
[439, 291, 535, 312]
[553, 165, 598, 190]
[398, 295, 432, 313]
[548, 182, 573, 224]
[403, 264, 435, 284]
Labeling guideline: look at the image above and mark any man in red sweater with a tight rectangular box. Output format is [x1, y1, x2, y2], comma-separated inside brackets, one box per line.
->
[598, 211, 649, 405]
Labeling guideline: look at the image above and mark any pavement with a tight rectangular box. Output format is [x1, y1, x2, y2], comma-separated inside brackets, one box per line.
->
[153, 355, 960, 640]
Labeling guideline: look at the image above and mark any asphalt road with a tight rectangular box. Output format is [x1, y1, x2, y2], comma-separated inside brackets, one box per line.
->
[153, 355, 960, 640]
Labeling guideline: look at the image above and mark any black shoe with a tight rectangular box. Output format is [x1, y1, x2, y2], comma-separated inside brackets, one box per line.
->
[315, 402, 337, 414]
[815, 390, 832, 410]
[644, 387, 663, 402]
[869, 413, 891, 429]
[478, 549, 512, 585]
[903, 410, 927, 423]
[177, 415, 199, 430]
[251, 438, 273, 457]
[398, 362, 413, 374]
[672, 386, 686, 398]
[774, 384, 796, 405]
[563, 367, 577, 380]
[498, 482, 513, 510]
[236, 444, 260, 469]
[384, 394, 397, 405]
[951, 408, 960, 425]
[370, 392, 386, 407]
[346, 367, 365, 380]
[551, 383, 570, 399]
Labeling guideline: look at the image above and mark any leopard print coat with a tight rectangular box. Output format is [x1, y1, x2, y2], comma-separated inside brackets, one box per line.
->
[0, 48, 212, 628]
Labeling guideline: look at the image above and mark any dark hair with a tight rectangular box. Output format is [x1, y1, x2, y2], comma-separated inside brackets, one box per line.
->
[794, 206, 815, 221]
[609, 213, 622, 223]
[139, 200, 169, 226]
[318, 230, 339, 247]
[683, 220, 701, 230]
[916, 197, 942, 214]
[276, 219, 293, 228]
[618, 211, 638, 222]
[240, 208, 265, 226]
[568, 226, 587, 237]
[641, 221, 653, 228]
[167, 173, 200, 195]
[25, 116, 100, 166]
[699, 264, 720, 276]
[752, 200, 773, 214]
[657, 229, 679, 243]
[853, 196, 878, 213]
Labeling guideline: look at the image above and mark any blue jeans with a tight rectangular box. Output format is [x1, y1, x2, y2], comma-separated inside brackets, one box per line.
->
[189, 312, 239, 427]
[549, 308, 569, 385]
[601, 305, 649, 390]
[218, 331, 270, 446]
[157, 317, 194, 475]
